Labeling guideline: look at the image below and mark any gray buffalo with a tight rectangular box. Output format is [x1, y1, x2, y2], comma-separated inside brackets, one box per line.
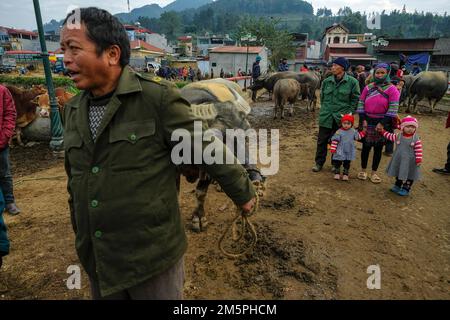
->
[249, 71, 320, 111]
[273, 78, 301, 119]
[179, 79, 264, 232]
[405, 71, 448, 113]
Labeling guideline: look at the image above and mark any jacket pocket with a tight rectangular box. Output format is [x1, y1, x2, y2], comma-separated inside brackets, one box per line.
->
[109, 120, 155, 144]
[108, 119, 158, 172]
[65, 131, 85, 175]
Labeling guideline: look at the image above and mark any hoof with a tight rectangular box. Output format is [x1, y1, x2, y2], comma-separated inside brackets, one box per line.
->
[191, 216, 208, 232]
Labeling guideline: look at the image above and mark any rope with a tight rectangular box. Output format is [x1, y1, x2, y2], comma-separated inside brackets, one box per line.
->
[13, 175, 66, 186]
[219, 193, 259, 259]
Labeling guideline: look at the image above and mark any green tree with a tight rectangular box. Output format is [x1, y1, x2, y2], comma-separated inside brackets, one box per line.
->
[235, 17, 295, 67]
[159, 11, 182, 41]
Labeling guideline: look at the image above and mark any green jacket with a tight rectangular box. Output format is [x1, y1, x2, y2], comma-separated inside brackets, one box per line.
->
[64, 66, 255, 297]
[319, 73, 360, 128]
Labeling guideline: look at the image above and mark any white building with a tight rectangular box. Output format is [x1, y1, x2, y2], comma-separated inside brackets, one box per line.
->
[307, 40, 321, 60]
[321, 23, 349, 58]
[209, 46, 268, 77]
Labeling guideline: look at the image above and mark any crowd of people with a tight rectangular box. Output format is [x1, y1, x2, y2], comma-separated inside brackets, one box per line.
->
[312, 57, 449, 197]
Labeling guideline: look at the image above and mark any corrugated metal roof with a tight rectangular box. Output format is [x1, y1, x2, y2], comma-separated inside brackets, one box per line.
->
[434, 38, 450, 55]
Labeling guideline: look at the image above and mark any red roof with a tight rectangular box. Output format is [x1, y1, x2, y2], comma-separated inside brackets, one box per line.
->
[130, 40, 164, 54]
[328, 43, 366, 49]
[209, 46, 264, 54]
[2, 27, 37, 37]
[178, 36, 192, 42]
[123, 24, 152, 34]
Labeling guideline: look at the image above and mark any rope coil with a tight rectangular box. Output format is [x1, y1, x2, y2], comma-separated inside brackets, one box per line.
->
[219, 193, 259, 258]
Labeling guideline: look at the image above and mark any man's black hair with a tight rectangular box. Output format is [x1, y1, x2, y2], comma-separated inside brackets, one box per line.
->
[63, 7, 130, 67]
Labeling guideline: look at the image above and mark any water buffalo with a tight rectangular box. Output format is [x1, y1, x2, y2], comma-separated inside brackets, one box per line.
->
[406, 71, 448, 113]
[273, 79, 301, 119]
[249, 71, 320, 111]
[179, 79, 264, 232]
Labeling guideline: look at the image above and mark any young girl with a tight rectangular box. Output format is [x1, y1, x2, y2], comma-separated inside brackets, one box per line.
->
[377, 116, 423, 196]
[330, 114, 366, 181]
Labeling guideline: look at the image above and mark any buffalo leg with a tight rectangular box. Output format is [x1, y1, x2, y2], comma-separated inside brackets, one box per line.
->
[191, 171, 212, 232]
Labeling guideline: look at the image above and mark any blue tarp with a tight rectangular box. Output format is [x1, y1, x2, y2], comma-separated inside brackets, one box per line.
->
[399, 53, 430, 67]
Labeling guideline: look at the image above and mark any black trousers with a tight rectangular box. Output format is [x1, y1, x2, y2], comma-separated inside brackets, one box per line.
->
[361, 143, 383, 171]
[315, 121, 339, 166]
[334, 160, 351, 174]
[395, 178, 414, 191]
[446, 142, 450, 171]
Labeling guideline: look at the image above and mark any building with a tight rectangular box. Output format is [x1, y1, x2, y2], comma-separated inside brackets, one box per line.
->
[321, 23, 349, 58]
[176, 36, 193, 57]
[372, 38, 438, 71]
[124, 23, 172, 54]
[129, 39, 165, 69]
[323, 43, 376, 65]
[0, 26, 59, 53]
[209, 46, 268, 77]
[430, 38, 450, 73]
[307, 40, 321, 60]
[347, 33, 376, 43]
[196, 34, 235, 57]
[288, 34, 323, 71]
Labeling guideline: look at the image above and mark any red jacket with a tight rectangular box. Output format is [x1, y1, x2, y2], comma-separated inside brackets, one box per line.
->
[0, 85, 17, 149]
[446, 112, 450, 129]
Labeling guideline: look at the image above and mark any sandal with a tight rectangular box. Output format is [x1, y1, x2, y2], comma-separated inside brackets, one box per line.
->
[358, 172, 368, 180]
[370, 173, 382, 184]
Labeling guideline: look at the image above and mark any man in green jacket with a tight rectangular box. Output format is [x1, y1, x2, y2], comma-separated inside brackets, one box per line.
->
[312, 57, 360, 172]
[61, 7, 256, 299]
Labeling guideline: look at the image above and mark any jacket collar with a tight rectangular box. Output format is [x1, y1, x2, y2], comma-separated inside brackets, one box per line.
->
[66, 66, 143, 151]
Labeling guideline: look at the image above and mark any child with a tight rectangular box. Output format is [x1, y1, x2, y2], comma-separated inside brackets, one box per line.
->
[377, 116, 422, 196]
[330, 114, 366, 181]
[0, 188, 10, 268]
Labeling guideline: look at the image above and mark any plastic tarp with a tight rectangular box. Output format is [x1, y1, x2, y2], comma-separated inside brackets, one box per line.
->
[399, 53, 430, 66]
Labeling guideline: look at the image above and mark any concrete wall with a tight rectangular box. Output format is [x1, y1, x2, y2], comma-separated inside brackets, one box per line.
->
[209, 49, 268, 77]
[19, 39, 60, 52]
[145, 33, 172, 53]
[307, 41, 321, 59]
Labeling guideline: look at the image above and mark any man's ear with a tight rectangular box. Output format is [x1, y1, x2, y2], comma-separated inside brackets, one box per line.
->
[107, 45, 121, 66]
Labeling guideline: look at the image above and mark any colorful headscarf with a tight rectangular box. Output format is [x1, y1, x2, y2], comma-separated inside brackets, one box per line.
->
[372, 63, 391, 85]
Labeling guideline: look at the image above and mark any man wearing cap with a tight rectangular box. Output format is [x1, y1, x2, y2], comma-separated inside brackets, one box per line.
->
[312, 57, 360, 172]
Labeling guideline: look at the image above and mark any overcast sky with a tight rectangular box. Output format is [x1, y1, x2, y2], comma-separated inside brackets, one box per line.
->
[0, 0, 449, 30]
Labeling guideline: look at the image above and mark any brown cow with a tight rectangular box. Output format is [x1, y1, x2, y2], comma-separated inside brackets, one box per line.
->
[6, 85, 47, 146]
[36, 88, 75, 117]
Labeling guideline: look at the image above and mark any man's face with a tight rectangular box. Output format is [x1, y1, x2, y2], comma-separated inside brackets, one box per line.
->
[331, 63, 344, 75]
[60, 24, 111, 92]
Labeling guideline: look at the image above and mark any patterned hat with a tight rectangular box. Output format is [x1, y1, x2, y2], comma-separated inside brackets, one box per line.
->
[400, 115, 419, 130]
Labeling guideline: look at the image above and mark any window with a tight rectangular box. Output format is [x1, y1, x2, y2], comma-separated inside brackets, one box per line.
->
[328, 38, 331, 44]
[333, 36, 340, 44]
[212, 63, 217, 67]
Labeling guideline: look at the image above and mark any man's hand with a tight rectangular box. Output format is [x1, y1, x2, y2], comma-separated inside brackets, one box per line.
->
[416, 162, 422, 167]
[240, 197, 256, 216]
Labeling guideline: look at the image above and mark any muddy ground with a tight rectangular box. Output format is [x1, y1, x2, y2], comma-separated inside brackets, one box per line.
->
[0, 98, 449, 300]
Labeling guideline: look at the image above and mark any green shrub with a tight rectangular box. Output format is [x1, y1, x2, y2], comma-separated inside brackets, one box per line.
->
[0, 75, 74, 88]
